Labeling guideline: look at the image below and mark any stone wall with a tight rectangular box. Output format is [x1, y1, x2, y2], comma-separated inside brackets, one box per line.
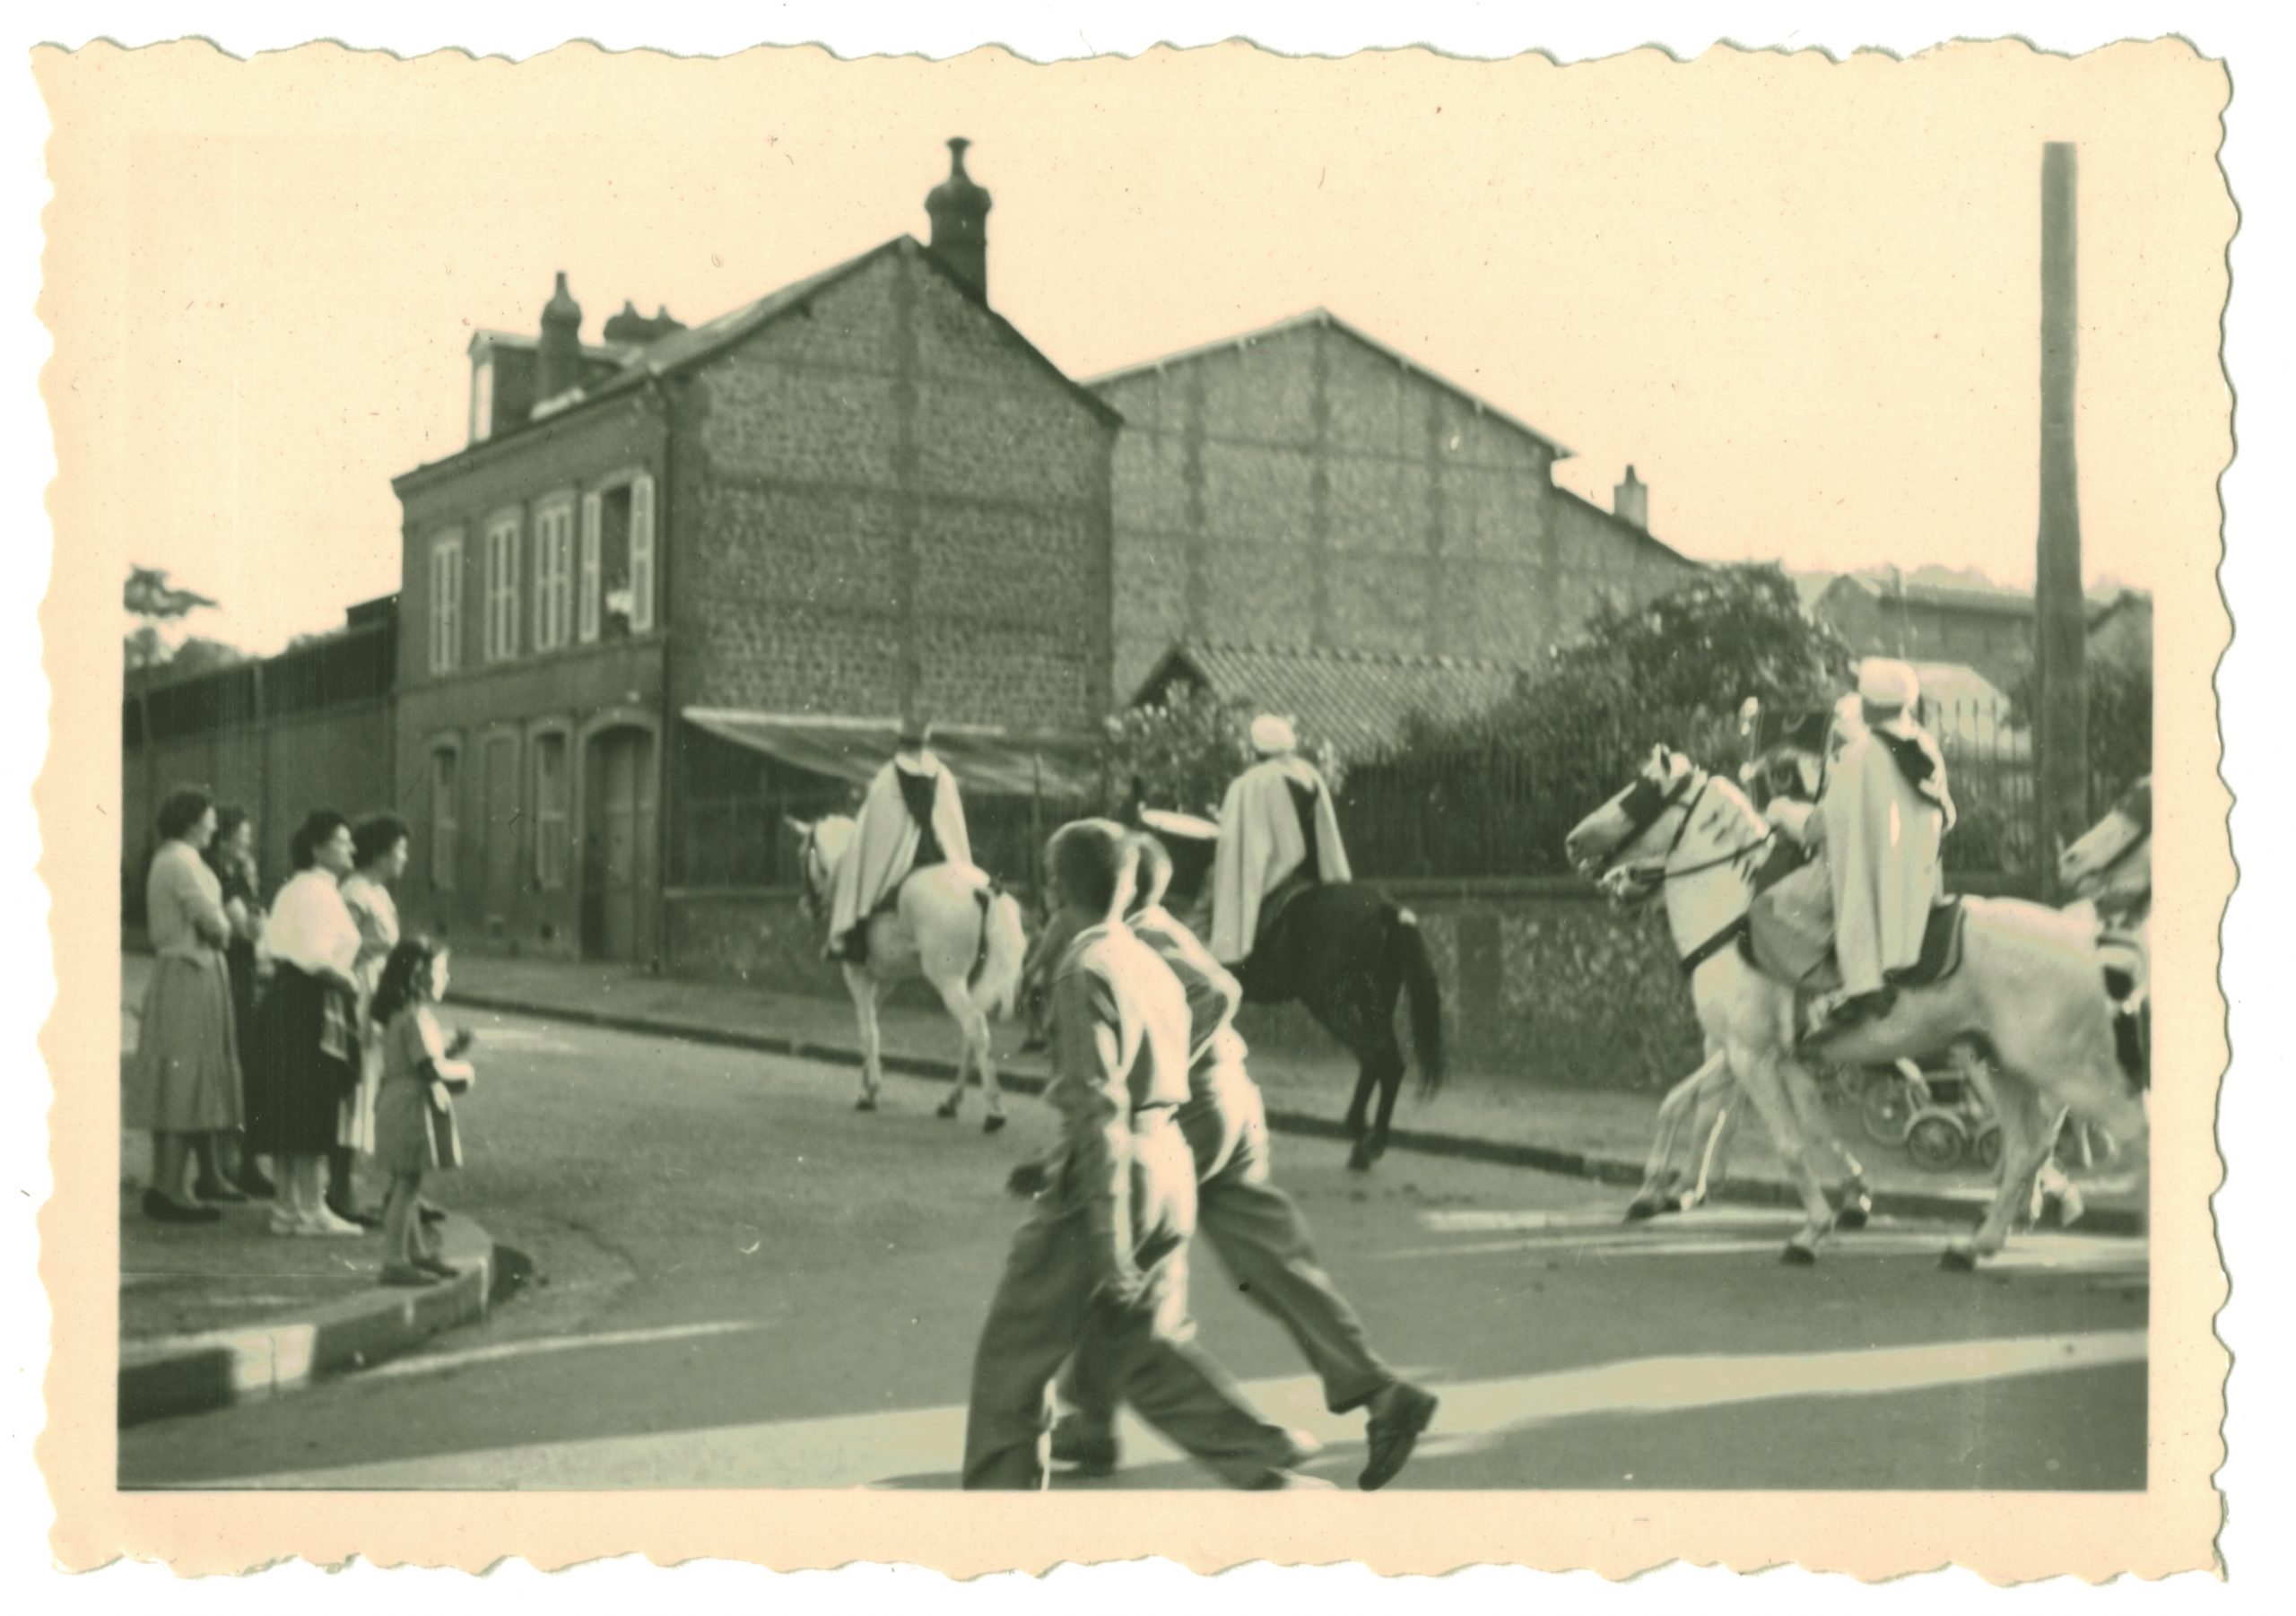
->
[663, 875, 1711, 1092]
[670, 240, 1116, 733]
[1093, 315, 1700, 698]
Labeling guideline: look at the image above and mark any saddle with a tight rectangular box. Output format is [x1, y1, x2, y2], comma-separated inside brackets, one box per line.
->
[1739, 896, 1968, 994]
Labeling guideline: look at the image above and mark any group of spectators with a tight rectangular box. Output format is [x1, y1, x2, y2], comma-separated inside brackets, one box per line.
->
[126, 787, 472, 1281]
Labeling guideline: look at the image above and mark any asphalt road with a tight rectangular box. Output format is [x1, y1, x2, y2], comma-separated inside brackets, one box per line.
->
[118, 1007, 2148, 1491]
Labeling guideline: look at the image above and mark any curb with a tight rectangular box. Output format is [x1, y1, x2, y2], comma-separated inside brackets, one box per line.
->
[451, 990, 2144, 1238]
[117, 1213, 503, 1428]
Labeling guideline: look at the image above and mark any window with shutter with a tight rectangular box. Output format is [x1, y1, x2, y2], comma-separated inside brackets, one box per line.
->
[534, 502, 574, 651]
[578, 491, 603, 642]
[428, 531, 463, 674]
[485, 515, 522, 662]
[629, 473, 656, 633]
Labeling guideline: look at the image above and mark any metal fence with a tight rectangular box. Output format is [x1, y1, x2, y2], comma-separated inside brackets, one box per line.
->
[1332, 698, 2129, 883]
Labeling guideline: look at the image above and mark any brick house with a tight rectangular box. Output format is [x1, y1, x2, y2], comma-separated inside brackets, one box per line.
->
[1809, 569, 2154, 693]
[1085, 310, 1700, 697]
[389, 141, 1117, 968]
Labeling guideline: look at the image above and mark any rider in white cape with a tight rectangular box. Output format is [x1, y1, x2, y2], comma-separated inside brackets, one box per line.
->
[1209, 715, 1352, 969]
[827, 717, 973, 964]
[1752, 661, 1955, 1031]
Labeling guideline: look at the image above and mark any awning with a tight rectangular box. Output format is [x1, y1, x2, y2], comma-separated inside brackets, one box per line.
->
[683, 708, 1104, 800]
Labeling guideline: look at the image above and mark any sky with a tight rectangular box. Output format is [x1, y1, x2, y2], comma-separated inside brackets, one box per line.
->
[40, 39, 2231, 656]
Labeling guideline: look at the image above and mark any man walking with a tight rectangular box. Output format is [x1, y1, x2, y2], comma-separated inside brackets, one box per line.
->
[961, 820, 1319, 1490]
[1038, 832, 1440, 1490]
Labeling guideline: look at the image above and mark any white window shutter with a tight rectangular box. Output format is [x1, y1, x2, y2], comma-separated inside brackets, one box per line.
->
[579, 491, 603, 642]
[630, 473, 657, 633]
[504, 526, 521, 657]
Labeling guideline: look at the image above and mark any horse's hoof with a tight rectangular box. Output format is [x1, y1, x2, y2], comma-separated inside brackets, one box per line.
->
[1836, 1200, 1872, 1232]
[856, 1096, 878, 1113]
[1346, 1143, 1374, 1173]
[983, 1114, 1007, 1135]
[936, 1102, 960, 1121]
[1941, 1247, 1979, 1273]
[1780, 1243, 1819, 1266]
[1623, 1198, 1664, 1223]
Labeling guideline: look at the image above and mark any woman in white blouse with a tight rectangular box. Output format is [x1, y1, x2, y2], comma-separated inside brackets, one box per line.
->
[248, 811, 367, 1237]
[125, 787, 246, 1222]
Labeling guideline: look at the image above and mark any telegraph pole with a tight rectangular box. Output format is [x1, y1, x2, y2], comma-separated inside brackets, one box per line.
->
[2035, 142, 2089, 897]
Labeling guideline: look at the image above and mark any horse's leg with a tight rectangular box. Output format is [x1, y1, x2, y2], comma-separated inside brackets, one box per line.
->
[1944, 1068, 2048, 1269]
[2031, 1108, 2085, 1228]
[931, 974, 1004, 1134]
[1687, 1090, 1742, 1211]
[1781, 1056, 1870, 1229]
[848, 966, 885, 1111]
[1726, 1038, 1840, 1263]
[1631, 1048, 1726, 1220]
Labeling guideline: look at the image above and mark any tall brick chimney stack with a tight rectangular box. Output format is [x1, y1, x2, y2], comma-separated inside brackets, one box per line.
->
[1613, 465, 1648, 530]
[538, 271, 583, 402]
[925, 137, 992, 300]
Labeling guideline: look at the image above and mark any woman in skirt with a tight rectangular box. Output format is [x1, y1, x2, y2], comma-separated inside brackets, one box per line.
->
[125, 786, 246, 1223]
[248, 811, 365, 1238]
[332, 813, 410, 1228]
[203, 804, 271, 1198]
[368, 937, 475, 1286]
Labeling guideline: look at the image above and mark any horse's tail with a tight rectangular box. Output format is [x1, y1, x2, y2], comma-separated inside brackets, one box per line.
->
[1388, 905, 1447, 1099]
[969, 885, 1029, 1021]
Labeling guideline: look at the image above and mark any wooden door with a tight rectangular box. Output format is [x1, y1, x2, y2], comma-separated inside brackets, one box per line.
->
[586, 727, 656, 961]
[483, 734, 518, 928]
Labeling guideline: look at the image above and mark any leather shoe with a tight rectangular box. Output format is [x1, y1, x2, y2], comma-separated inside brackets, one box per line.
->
[330, 1203, 386, 1230]
[193, 1178, 249, 1204]
[1048, 1415, 1118, 1478]
[1360, 1382, 1440, 1491]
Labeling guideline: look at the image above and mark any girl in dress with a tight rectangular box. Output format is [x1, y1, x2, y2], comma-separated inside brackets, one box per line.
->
[368, 937, 476, 1287]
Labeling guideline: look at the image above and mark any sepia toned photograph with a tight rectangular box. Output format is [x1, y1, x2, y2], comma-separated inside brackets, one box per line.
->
[30, 24, 2240, 1582]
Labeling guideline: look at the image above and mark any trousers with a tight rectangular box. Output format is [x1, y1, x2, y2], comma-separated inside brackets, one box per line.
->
[961, 1117, 1300, 1490]
[1059, 1073, 1392, 1431]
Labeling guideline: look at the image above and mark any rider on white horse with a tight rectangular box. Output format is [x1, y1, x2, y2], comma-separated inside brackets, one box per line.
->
[1750, 660, 1956, 1038]
[827, 716, 971, 966]
[1209, 715, 1352, 979]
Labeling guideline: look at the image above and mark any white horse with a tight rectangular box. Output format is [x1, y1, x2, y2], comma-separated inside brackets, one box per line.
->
[1569, 748, 2147, 1266]
[789, 815, 1027, 1128]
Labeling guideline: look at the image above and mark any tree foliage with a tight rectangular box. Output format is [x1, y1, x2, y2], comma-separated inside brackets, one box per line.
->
[1100, 682, 1345, 821]
[1387, 564, 1857, 810]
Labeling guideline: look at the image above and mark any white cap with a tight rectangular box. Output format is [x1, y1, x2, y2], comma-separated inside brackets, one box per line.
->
[1249, 714, 1297, 756]
[1857, 658, 1919, 711]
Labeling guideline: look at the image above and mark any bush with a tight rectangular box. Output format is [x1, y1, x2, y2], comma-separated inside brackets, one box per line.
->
[1100, 683, 1345, 821]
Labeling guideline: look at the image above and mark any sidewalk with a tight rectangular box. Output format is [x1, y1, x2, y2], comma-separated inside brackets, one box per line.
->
[119, 958, 504, 1426]
[442, 953, 2143, 1232]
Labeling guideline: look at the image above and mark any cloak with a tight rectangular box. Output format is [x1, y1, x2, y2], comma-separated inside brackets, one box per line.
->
[1819, 726, 1948, 995]
[1208, 755, 1352, 965]
[828, 752, 972, 944]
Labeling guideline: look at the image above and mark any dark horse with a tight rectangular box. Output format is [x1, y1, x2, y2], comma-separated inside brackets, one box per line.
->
[1023, 802, 1447, 1170]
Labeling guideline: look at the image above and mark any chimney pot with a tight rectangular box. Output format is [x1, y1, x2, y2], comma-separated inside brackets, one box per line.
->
[1613, 465, 1648, 530]
[925, 136, 992, 300]
[538, 271, 584, 402]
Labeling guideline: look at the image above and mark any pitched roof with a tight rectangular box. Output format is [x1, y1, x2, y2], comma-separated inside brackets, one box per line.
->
[1134, 640, 1533, 760]
[1084, 308, 1573, 459]
[1817, 570, 2144, 624]
[396, 238, 1118, 490]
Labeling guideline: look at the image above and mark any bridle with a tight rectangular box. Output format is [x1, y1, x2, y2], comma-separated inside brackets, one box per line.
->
[1598, 766, 1772, 886]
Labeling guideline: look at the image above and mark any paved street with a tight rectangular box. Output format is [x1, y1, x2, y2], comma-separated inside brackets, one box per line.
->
[118, 1005, 2148, 1492]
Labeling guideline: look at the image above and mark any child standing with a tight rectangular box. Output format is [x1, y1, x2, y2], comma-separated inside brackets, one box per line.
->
[368, 937, 476, 1287]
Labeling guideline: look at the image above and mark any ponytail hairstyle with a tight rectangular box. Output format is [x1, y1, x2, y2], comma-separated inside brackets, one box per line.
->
[370, 934, 448, 1029]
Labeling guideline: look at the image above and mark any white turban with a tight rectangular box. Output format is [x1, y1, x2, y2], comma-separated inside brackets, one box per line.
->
[1249, 714, 1297, 756]
[1857, 659, 1919, 712]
